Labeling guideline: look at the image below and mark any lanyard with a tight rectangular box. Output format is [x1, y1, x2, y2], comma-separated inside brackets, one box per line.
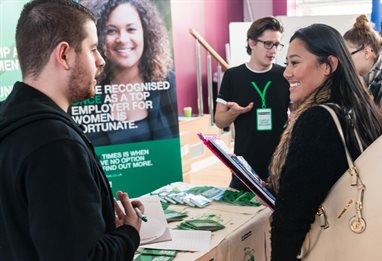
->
[251, 81, 271, 108]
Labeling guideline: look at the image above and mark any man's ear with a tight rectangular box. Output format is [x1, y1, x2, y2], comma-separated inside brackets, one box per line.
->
[248, 38, 256, 50]
[325, 55, 338, 75]
[54, 41, 71, 70]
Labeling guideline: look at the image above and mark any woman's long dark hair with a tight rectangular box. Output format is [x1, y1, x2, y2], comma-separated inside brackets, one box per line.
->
[291, 24, 382, 147]
[269, 24, 382, 192]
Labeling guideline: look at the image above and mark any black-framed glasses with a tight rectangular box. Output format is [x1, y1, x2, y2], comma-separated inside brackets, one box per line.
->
[350, 45, 364, 55]
[256, 39, 284, 51]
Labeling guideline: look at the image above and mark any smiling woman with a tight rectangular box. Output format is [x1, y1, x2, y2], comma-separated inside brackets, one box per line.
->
[283, 37, 332, 103]
[269, 23, 382, 261]
[76, 0, 179, 146]
[104, 3, 144, 72]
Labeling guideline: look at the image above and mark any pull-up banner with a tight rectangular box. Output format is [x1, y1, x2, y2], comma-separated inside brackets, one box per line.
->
[0, 1, 25, 101]
[1, 0, 182, 197]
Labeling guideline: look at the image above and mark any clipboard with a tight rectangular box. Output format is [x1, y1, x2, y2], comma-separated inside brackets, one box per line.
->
[197, 133, 275, 210]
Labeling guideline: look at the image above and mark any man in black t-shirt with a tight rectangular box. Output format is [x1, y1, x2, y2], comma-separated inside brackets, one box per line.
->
[215, 17, 290, 191]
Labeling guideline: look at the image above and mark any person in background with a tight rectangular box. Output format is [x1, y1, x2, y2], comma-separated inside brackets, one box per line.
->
[343, 14, 382, 107]
[0, 1, 142, 260]
[80, 0, 178, 146]
[269, 23, 382, 261]
[215, 17, 290, 191]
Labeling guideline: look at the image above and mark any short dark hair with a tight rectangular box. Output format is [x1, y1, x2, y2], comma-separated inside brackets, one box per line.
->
[97, 0, 172, 82]
[246, 17, 284, 55]
[16, 0, 96, 78]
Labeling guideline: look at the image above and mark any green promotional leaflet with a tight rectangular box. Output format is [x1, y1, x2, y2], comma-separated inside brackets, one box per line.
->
[1, 0, 183, 197]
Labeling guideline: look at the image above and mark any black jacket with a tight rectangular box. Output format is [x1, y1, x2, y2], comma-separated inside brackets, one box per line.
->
[0, 82, 139, 261]
[271, 106, 360, 261]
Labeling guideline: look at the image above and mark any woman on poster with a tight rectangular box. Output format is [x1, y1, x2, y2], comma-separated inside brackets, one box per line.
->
[84, 0, 178, 146]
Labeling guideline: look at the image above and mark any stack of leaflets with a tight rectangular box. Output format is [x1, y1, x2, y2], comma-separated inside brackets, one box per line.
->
[197, 133, 275, 210]
[152, 191, 212, 208]
[164, 209, 188, 222]
[184, 194, 211, 208]
[177, 219, 225, 232]
[134, 249, 177, 261]
[201, 187, 225, 200]
[220, 190, 262, 207]
[186, 186, 226, 201]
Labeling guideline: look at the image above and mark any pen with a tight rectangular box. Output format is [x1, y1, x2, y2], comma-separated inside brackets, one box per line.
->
[134, 207, 148, 222]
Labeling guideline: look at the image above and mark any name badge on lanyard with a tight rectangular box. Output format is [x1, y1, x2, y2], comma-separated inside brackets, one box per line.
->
[257, 108, 272, 130]
[251, 81, 272, 131]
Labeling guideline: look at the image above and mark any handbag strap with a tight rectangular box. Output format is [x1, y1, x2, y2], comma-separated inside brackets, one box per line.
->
[320, 105, 367, 234]
[319, 105, 355, 170]
[354, 128, 364, 153]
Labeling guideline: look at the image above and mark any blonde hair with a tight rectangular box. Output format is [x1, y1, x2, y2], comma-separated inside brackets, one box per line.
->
[269, 85, 331, 193]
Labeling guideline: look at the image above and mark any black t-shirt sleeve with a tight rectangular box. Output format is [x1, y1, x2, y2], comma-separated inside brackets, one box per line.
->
[217, 68, 232, 102]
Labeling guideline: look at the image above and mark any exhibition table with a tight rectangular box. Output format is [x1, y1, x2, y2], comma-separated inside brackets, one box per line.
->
[138, 182, 272, 261]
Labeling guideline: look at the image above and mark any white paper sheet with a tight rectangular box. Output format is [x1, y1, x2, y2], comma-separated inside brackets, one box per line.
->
[118, 195, 172, 245]
[142, 229, 211, 252]
[137, 195, 172, 245]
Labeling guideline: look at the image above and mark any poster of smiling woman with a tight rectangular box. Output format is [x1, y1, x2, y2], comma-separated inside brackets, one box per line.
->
[75, 0, 178, 144]
[71, 0, 182, 196]
[1, 0, 182, 197]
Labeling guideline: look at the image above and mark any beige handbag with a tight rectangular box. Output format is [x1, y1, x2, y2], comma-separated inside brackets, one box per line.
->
[298, 105, 382, 261]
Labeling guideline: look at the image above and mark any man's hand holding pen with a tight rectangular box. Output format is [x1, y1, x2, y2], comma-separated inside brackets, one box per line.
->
[114, 191, 145, 232]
